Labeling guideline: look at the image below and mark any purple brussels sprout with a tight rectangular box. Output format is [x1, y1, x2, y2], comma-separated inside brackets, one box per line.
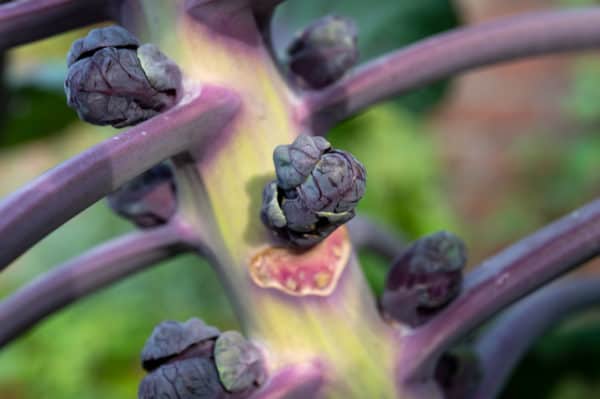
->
[261, 134, 366, 248]
[381, 231, 467, 327]
[213, 331, 266, 392]
[287, 15, 358, 89]
[138, 318, 265, 399]
[140, 318, 220, 371]
[65, 26, 181, 128]
[107, 162, 177, 228]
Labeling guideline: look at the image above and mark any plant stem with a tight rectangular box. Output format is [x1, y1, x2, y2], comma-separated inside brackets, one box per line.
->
[301, 8, 600, 132]
[129, 3, 402, 397]
[347, 216, 406, 261]
[0, 87, 240, 270]
[471, 278, 600, 399]
[248, 362, 324, 399]
[0, 223, 187, 348]
[0, 0, 117, 49]
[400, 198, 600, 383]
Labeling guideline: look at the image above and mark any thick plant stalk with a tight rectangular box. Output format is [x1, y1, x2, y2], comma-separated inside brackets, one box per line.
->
[0, 223, 190, 348]
[347, 216, 406, 260]
[471, 278, 600, 399]
[0, 87, 240, 270]
[249, 363, 324, 399]
[0, 0, 117, 49]
[301, 8, 600, 132]
[400, 198, 600, 383]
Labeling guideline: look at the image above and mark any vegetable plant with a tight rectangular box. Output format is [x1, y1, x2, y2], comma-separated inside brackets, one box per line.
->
[0, 1, 599, 398]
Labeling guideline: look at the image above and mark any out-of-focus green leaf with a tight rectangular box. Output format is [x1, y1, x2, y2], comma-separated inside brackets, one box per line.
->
[274, 0, 459, 113]
[0, 85, 77, 147]
[502, 320, 600, 399]
[329, 103, 460, 238]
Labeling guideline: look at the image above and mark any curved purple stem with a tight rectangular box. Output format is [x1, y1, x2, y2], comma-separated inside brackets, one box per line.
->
[301, 8, 600, 133]
[248, 362, 325, 399]
[400, 198, 600, 382]
[251, 0, 284, 25]
[471, 278, 600, 399]
[0, 223, 189, 348]
[0, 0, 118, 49]
[347, 215, 406, 261]
[0, 86, 240, 270]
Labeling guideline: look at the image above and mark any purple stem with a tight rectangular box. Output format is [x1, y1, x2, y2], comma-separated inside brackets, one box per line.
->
[251, 0, 284, 22]
[471, 278, 600, 399]
[0, 0, 118, 49]
[0, 224, 187, 348]
[400, 198, 600, 382]
[301, 8, 600, 132]
[248, 363, 325, 399]
[347, 215, 406, 260]
[0, 86, 240, 270]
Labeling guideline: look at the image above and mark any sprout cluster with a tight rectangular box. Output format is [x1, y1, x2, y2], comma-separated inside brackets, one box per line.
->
[261, 134, 366, 248]
[139, 318, 265, 399]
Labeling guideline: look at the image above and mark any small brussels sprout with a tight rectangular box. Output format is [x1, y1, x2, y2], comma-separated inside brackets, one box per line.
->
[65, 26, 181, 128]
[141, 318, 220, 371]
[139, 357, 223, 399]
[107, 163, 177, 228]
[138, 319, 265, 399]
[261, 134, 366, 248]
[287, 15, 358, 89]
[214, 331, 266, 392]
[381, 231, 467, 327]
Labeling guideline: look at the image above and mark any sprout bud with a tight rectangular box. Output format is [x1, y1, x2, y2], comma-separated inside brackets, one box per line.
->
[140, 318, 220, 371]
[381, 231, 467, 326]
[287, 15, 358, 89]
[65, 26, 181, 128]
[107, 163, 177, 228]
[214, 331, 266, 392]
[138, 319, 264, 399]
[261, 134, 366, 248]
[138, 318, 223, 399]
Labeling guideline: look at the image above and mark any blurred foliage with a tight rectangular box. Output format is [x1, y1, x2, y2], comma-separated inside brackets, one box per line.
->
[329, 106, 461, 295]
[503, 318, 600, 398]
[275, 0, 459, 113]
[0, 85, 77, 147]
[494, 12, 600, 397]
[0, 29, 93, 148]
